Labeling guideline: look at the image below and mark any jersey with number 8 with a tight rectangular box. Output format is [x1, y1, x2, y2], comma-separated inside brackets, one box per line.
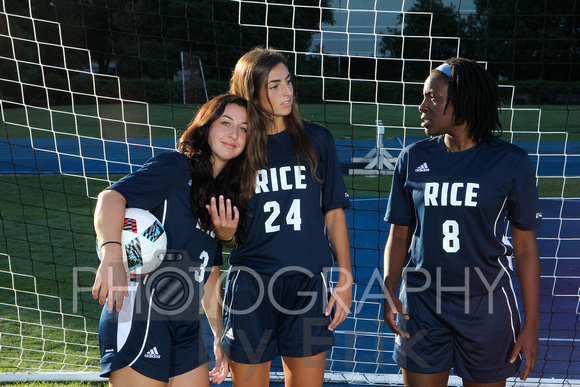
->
[385, 136, 542, 295]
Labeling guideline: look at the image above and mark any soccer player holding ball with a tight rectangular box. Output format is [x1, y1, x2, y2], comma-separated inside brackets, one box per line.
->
[383, 58, 542, 386]
[92, 94, 253, 386]
[222, 48, 353, 387]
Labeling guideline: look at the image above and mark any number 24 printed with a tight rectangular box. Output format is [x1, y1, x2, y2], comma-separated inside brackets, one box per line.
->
[264, 199, 302, 233]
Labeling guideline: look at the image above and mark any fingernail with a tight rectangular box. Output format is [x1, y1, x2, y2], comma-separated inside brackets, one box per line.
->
[325, 311, 329, 316]
[216, 366, 221, 371]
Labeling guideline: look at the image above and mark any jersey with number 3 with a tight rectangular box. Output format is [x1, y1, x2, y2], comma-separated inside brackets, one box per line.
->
[109, 151, 222, 318]
[229, 120, 350, 276]
[385, 136, 542, 295]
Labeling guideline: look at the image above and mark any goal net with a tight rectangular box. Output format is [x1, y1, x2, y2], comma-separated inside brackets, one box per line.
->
[0, 0, 578, 385]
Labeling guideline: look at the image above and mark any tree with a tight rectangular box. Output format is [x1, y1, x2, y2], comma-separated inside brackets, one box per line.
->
[27, 0, 334, 81]
[464, 0, 580, 81]
[378, 0, 465, 80]
[378, 0, 580, 82]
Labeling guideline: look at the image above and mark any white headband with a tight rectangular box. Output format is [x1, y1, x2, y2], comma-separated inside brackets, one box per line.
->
[436, 63, 452, 77]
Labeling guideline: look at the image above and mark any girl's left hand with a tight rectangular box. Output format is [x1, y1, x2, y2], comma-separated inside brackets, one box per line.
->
[206, 195, 238, 243]
[209, 340, 229, 384]
[510, 324, 539, 381]
[326, 269, 353, 331]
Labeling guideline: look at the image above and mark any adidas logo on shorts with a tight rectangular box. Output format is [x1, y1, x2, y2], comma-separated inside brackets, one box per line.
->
[144, 347, 161, 359]
[225, 328, 235, 341]
[415, 162, 430, 172]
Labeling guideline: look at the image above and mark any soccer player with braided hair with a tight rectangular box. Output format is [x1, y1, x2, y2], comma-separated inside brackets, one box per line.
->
[383, 57, 542, 386]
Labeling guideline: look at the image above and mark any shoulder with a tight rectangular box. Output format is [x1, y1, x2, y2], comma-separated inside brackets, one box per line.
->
[144, 150, 189, 169]
[134, 151, 191, 182]
[490, 137, 526, 152]
[152, 150, 189, 162]
[302, 119, 334, 141]
[107, 151, 190, 203]
[401, 136, 439, 155]
[486, 137, 531, 161]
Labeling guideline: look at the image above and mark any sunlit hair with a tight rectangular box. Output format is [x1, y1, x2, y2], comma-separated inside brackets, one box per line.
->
[433, 57, 503, 144]
[178, 94, 251, 243]
[229, 47, 319, 181]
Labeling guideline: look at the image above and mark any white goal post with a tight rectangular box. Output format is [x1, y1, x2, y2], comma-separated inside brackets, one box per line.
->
[181, 52, 208, 105]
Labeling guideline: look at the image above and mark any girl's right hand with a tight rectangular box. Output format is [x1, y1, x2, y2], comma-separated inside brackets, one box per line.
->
[206, 195, 239, 244]
[209, 340, 230, 384]
[382, 288, 410, 338]
[92, 245, 128, 312]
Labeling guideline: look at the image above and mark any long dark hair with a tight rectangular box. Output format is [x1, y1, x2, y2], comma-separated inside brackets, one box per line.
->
[178, 94, 252, 243]
[434, 57, 503, 144]
[229, 47, 319, 180]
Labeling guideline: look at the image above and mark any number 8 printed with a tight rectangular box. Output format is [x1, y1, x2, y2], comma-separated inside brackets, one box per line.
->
[442, 219, 460, 253]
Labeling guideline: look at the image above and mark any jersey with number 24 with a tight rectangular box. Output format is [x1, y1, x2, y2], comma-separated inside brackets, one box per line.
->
[229, 120, 351, 276]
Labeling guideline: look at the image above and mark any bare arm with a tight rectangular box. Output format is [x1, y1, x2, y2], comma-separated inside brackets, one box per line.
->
[509, 226, 540, 381]
[325, 207, 353, 331]
[202, 266, 228, 384]
[202, 194, 240, 383]
[383, 223, 412, 338]
[92, 189, 129, 311]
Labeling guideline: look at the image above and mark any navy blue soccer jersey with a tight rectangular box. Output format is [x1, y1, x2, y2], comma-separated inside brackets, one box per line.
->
[229, 120, 350, 276]
[108, 151, 222, 315]
[385, 136, 542, 295]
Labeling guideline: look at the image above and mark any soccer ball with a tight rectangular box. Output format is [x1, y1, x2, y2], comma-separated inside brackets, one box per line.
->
[97, 208, 167, 275]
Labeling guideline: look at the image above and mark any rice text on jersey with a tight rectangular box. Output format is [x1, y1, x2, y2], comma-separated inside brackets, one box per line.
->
[255, 165, 307, 193]
[424, 182, 479, 207]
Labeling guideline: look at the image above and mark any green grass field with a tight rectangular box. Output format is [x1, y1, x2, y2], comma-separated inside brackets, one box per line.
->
[0, 102, 578, 383]
[2, 103, 579, 141]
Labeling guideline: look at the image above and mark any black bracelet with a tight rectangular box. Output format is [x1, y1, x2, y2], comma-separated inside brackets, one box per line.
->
[216, 235, 234, 244]
[101, 241, 122, 248]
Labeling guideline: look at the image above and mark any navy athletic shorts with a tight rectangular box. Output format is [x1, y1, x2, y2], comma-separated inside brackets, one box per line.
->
[393, 282, 522, 383]
[222, 267, 334, 364]
[99, 280, 208, 382]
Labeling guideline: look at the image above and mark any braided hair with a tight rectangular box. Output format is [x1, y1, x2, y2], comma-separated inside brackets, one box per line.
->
[434, 57, 503, 144]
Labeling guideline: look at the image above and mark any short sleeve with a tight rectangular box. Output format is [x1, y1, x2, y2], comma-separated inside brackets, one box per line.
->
[384, 149, 415, 226]
[506, 153, 543, 230]
[321, 131, 351, 213]
[304, 121, 351, 213]
[109, 152, 187, 210]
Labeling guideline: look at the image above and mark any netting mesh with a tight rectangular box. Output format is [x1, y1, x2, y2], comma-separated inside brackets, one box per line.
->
[0, 0, 578, 384]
